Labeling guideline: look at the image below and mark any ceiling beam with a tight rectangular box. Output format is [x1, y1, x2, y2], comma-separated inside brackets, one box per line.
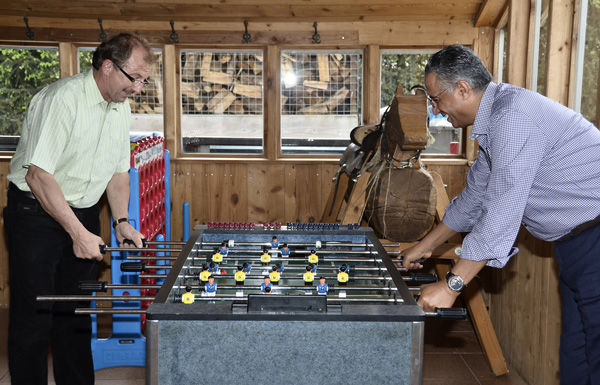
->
[474, 0, 508, 27]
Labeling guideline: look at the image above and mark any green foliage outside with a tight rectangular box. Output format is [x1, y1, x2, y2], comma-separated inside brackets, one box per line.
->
[0, 48, 59, 136]
[380, 53, 431, 108]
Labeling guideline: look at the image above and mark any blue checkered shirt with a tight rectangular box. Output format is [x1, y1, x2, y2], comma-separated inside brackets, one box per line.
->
[443, 82, 600, 268]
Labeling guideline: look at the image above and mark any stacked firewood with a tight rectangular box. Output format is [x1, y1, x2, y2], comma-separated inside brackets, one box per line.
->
[281, 52, 357, 115]
[130, 51, 358, 116]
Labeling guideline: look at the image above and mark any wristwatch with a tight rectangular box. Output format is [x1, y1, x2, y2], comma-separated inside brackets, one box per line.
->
[445, 271, 467, 293]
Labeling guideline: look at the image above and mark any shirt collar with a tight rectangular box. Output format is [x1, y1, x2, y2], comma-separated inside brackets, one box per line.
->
[84, 69, 110, 109]
[470, 82, 498, 139]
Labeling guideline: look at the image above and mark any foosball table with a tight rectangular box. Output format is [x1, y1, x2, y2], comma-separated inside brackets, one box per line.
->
[143, 224, 463, 385]
[39, 223, 465, 384]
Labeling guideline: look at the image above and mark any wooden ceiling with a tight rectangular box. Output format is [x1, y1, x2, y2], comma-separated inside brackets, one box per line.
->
[1, 0, 506, 26]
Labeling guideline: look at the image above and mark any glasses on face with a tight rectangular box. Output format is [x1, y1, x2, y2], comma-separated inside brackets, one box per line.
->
[427, 89, 447, 106]
[114, 62, 149, 87]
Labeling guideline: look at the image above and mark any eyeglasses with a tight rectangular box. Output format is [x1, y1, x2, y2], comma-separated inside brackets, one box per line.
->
[114, 62, 149, 87]
[427, 89, 447, 106]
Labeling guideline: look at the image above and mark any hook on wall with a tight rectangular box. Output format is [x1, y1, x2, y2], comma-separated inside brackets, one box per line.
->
[242, 20, 251, 44]
[97, 18, 108, 41]
[312, 22, 321, 44]
[170, 20, 179, 43]
[23, 16, 34, 41]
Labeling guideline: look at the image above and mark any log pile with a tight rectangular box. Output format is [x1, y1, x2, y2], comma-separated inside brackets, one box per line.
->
[179, 51, 264, 115]
[281, 52, 358, 115]
[129, 51, 360, 116]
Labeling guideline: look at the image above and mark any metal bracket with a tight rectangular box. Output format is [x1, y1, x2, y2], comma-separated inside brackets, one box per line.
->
[23, 17, 34, 41]
[242, 20, 251, 44]
[97, 18, 108, 41]
[170, 20, 179, 43]
[312, 22, 321, 44]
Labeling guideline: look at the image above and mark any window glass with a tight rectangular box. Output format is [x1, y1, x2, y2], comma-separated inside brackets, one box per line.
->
[79, 47, 164, 134]
[180, 49, 263, 154]
[0, 46, 59, 151]
[581, 0, 600, 123]
[381, 50, 460, 155]
[280, 50, 362, 155]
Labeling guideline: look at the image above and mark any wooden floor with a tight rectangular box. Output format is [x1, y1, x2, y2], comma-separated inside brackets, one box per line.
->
[0, 309, 527, 384]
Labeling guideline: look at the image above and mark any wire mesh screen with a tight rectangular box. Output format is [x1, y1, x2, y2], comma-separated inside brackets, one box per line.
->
[180, 49, 264, 154]
[280, 50, 362, 155]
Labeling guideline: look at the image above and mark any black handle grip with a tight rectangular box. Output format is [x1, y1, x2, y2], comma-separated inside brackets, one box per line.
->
[79, 280, 108, 292]
[121, 262, 147, 272]
[408, 273, 438, 285]
[396, 257, 426, 266]
[122, 238, 147, 247]
[435, 307, 468, 320]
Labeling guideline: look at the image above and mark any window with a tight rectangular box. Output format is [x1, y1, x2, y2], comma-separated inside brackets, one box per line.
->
[180, 49, 264, 154]
[0, 46, 59, 151]
[79, 47, 164, 134]
[381, 50, 460, 155]
[280, 50, 362, 155]
[580, 0, 600, 124]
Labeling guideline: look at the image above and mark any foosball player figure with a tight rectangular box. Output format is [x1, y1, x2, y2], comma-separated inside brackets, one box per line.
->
[208, 261, 220, 274]
[219, 241, 229, 256]
[317, 277, 328, 295]
[200, 264, 211, 284]
[242, 262, 252, 274]
[212, 248, 223, 263]
[182, 286, 195, 304]
[304, 265, 315, 286]
[280, 243, 291, 258]
[261, 276, 273, 293]
[235, 266, 246, 286]
[270, 235, 279, 249]
[270, 266, 281, 285]
[261, 248, 271, 265]
[205, 276, 217, 297]
[308, 249, 319, 265]
[264, 286, 272, 295]
[337, 264, 349, 286]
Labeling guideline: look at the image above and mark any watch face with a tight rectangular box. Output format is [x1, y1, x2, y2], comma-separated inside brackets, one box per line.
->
[448, 275, 464, 291]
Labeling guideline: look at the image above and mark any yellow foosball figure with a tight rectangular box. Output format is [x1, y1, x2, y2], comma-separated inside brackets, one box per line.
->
[308, 249, 319, 264]
[182, 286, 195, 304]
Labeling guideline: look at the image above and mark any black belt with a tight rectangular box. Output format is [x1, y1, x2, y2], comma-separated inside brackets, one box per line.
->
[556, 215, 600, 242]
[8, 182, 36, 200]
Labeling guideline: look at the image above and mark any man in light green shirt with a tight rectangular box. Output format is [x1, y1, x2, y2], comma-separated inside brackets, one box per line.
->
[4, 33, 152, 385]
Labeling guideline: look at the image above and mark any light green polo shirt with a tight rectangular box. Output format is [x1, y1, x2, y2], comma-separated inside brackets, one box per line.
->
[8, 69, 131, 208]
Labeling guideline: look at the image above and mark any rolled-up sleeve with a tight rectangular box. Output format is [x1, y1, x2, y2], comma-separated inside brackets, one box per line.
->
[445, 110, 547, 268]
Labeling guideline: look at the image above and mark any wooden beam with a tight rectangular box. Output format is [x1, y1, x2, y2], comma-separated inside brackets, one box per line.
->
[474, 0, 509, 27]
[506, 0, 530, 88]
[545, 0, 575, 105]
[0, 2, 482, 23]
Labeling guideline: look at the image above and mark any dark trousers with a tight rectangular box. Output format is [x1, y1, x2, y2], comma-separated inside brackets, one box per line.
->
[4, 184, 99, 385]
[554, 220, 600, 385]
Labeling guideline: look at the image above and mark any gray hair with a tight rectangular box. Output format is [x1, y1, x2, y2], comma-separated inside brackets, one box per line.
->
[425, 44, 492, 92]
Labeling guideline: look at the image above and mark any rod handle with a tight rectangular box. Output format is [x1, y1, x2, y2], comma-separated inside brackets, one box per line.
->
[121, 262, 147, 272]
[408, 273, 438, 285]
[79, 280, 108, 292]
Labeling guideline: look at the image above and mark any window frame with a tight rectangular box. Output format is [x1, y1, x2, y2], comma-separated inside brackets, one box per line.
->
[0, 42, 60, 155]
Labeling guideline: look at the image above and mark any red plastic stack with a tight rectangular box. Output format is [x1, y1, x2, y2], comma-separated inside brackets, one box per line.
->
[130, 136, 167, 328]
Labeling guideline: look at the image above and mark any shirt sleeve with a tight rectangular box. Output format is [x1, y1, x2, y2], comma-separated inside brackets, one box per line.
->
[25, 90, 76, 175]
[447, 110, 547, 268]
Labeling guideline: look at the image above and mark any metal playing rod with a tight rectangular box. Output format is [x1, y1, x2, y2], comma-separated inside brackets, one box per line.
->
[37, 295, 153, 301]
[200, 241, 401, 247]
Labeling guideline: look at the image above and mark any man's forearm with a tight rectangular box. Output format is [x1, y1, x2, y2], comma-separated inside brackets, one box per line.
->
[106, 172, 130, 221]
